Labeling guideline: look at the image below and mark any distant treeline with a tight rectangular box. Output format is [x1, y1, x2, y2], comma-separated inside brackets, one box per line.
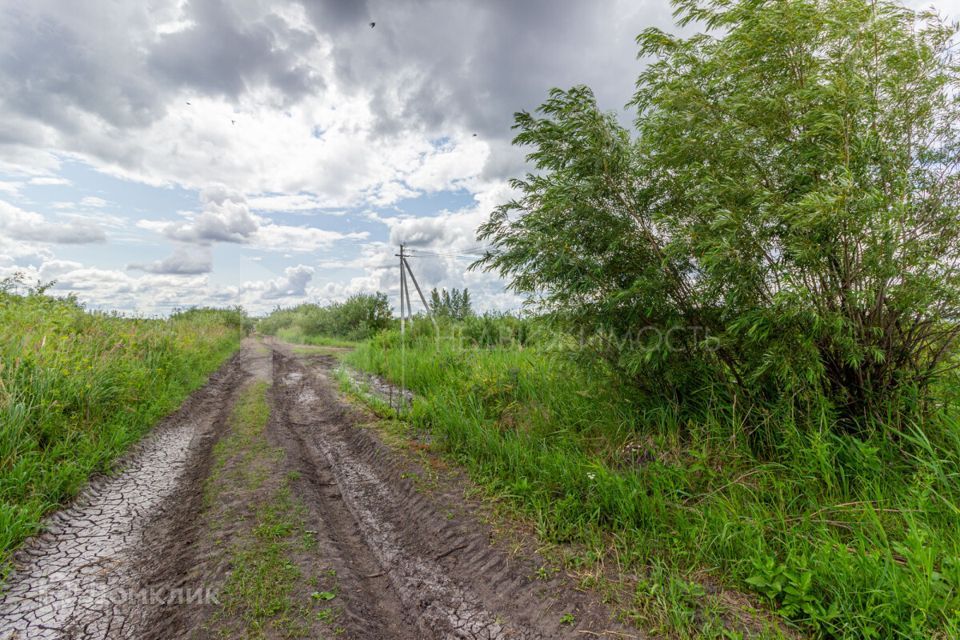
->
[258, 293, 392, 343]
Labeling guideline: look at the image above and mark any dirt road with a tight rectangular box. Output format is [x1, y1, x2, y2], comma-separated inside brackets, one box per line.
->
[0, 339, 633, 639]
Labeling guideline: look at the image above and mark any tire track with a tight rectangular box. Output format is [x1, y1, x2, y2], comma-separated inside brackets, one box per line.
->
[269, 343, 629, 639]
[269, 356, 419, 640]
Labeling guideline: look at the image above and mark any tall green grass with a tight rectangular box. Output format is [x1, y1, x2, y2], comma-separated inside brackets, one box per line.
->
[347, 328, 960, 639]
[0, 290, 247, 570]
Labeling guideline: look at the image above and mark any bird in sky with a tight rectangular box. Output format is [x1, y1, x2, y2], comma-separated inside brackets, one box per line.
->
[369, 21, 375, 28]
[231, 120, 236, 125]
[185, 101, 191, 106]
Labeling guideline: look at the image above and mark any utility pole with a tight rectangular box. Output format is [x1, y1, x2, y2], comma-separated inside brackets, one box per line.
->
[403, 259, 438, 335]
[399, 244, 406, 336]
[394, 246, 439, 332]
[403, 259, 414, 326]
[394, 244, 444, 415]
[398, 244, 406, 416]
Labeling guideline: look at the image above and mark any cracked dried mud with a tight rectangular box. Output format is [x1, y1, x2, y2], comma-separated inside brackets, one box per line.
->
[0, 338, 634, 639]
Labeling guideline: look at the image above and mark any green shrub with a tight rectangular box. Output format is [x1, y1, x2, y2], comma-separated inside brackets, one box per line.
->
[259, 293, 391, 342]
[475, 0, 960, 435]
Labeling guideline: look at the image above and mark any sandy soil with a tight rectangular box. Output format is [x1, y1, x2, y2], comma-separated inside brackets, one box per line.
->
[0, 338, 635, 639]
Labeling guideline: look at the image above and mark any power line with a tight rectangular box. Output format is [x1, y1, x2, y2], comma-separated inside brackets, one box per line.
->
[408, 250, 485, 256]
[405, 247, 488, 259]
[407, 245, 487, 253]
[407, 253, 483, 260]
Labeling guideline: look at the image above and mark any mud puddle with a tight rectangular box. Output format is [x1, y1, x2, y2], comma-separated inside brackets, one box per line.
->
[349, 369, 413, 408]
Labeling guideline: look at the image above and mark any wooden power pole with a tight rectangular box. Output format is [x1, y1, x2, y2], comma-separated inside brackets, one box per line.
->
[393, 244, 441, 414]
[394, 245, 439, 332]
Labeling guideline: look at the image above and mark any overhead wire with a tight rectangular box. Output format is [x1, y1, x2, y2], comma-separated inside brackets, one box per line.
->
[405, 246, 489, 259]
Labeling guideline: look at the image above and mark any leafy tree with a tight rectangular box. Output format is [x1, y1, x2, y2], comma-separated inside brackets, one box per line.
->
[459, 288, 473, 319]
[429, 287, 443, 316]
[333, 292, 392, 338]
[476, 0, 960, 432]
[428, 287, 474, 321]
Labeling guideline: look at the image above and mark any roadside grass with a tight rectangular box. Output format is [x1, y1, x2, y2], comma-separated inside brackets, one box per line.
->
[273, 327, 357, 349]
[334, 357, 786, 639]
[205, 381, 340, 639]
[346, 330, 960, 639]
[289, 344, 353, 359]
[0, 289, 247, 576]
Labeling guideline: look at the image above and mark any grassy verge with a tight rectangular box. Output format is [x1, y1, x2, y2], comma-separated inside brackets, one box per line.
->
[273, 327, 357, 349]
[0, 290, 247, 572]
[346, 331, 960, 639]
[205, 381, 341, 639]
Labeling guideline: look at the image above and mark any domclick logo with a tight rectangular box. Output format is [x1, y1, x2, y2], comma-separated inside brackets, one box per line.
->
[24, 583, 220, 608]
[103, 586, 221, 606]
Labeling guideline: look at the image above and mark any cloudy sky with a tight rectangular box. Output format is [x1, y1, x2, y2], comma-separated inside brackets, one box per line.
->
[0, 0, 955, 315]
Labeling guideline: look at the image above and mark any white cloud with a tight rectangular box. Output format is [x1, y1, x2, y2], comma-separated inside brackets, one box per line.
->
[128, 245, 212, 275]
[0, 236, 54, 268]
[383, 180, 515, 251]
[141, 188, 258, 243]
[79, 196, 108, 208]
[366, 181, 419, 207]
[0, 200, 107, 244]
[0, 259, 211, 314]
[28, 176, 71, 186]
[37, 259, 84, 277]
[138, 187, 367, 252]
[256, 264, 314, 300]
[247, 193, 344, 214]
[403, 137, 488, 193]
[254, 223, 367, 252]
[59, 210, 129, 229]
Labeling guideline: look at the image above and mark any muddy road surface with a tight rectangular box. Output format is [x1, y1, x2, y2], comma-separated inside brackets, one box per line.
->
[0, 339, 633, 639]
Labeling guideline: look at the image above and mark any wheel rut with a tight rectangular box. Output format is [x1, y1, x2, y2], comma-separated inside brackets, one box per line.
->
[267, 342, 631, 639]
[269, 353, 418, 639]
